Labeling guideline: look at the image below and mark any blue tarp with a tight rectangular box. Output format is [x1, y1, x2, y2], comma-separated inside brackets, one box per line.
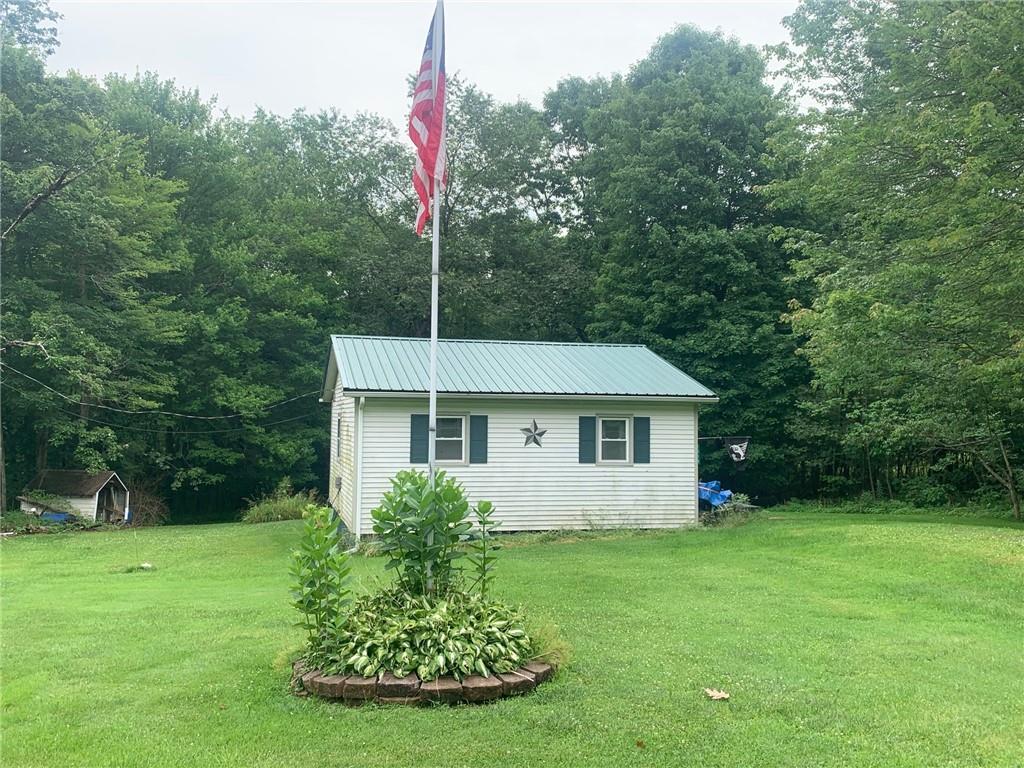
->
[40, 512, 72, 523]
[698, 480, 733, 508]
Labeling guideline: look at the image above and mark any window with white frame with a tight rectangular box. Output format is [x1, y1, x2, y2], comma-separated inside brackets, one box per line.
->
[435, 416, 466, 463]
[599, 417, 630, 463]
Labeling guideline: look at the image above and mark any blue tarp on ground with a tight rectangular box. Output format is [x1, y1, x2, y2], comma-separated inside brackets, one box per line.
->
[40, 512, 72, 523]
[698, 481, 733, 508]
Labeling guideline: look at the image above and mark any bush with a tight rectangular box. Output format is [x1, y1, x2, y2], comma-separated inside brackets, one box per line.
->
[243, 478, 317, 523]
[313, 585, 533, 681]
[895, 477, 951, 507]
[0, 508, 103, 534]
[292, 469, 565, 686]
[371, 469, 478, 596]
[125, 476, 169, 526]
[700, 492, 756, 526]
[777, 498, 1017, 520]
[1, 509, 45, 533]
[289, 504, 351, 651]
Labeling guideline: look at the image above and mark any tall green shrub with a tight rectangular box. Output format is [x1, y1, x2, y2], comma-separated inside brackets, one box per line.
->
[370, 470, 473, 597]
[468, 499, 501, 598]
[289, 504, 351, 649]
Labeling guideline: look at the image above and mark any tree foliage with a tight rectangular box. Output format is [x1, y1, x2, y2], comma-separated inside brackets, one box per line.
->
[772, 0, 1024, 516]
[0, 10, 591, 517]
[3, 1, 1020, 517]
[546, 26, 812, 498]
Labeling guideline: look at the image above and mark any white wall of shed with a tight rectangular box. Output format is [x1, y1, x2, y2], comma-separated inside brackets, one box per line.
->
[353, 396, 699, 535]
[20, 495, 98, 520]
[328, 382, 356, 530]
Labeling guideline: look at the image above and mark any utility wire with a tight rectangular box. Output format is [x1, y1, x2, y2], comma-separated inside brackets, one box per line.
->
[3, 380, 320, 435]
[0, 362, 319, 420]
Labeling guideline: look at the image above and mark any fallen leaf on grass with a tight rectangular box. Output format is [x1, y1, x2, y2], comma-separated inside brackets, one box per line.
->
[704, 688, 730, 700]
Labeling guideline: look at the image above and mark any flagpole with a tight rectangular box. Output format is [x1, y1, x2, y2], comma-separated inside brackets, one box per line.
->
[427, 174, 441, 485]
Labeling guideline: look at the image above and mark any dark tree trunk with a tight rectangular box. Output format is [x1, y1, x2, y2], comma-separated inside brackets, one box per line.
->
[865, 445, 876, 498]
[998, 439, 1021, 522]
[35, 429, 48, 472]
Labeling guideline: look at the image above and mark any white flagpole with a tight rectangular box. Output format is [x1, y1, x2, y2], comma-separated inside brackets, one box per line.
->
[427, 175, 441, 485]
[426, 0, 444, 488]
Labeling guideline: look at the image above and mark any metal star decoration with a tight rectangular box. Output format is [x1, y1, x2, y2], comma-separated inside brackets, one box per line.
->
[520, 419, 547, 447]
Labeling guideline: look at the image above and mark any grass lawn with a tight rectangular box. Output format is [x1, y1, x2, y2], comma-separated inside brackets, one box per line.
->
[2, 509, 1022, 767]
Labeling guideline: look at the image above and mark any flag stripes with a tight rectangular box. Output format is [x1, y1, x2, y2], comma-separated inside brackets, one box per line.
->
[409, 2, 446, 236]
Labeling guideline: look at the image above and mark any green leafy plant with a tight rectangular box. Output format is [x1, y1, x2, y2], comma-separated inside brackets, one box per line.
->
[528, 622, 573, 669]
[315, 585, 532, 681]
[289, 504, 352, 650]
[293, 471, 564, 687]
[700, 492, 756, 527]
[243, 478, 317, 523]
[370, 470, 473, 596]
[0, 508, 108, 535]
[467, 499, 501, 598]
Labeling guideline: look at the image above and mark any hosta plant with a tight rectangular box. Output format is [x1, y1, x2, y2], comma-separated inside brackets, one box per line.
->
[312, 585, 533, 681]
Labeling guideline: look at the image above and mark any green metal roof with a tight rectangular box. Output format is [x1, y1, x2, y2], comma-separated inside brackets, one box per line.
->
[323, 335, 717, 400]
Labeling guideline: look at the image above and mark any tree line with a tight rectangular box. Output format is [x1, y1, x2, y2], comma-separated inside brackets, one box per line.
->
[2, 0, 1020, 520]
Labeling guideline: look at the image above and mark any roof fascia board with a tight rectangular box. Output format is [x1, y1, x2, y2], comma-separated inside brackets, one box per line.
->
[319, 344, 340, 403]
[107, 472, 129, 492]
[340, 390, 719, 404]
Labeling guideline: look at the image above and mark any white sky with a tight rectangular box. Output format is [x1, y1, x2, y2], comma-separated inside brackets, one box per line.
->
[49, 0, 799, 127]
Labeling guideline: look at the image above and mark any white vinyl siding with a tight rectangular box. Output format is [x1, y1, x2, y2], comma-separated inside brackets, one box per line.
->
[328, 382, 356, 530]
[353, 397, 699, 535]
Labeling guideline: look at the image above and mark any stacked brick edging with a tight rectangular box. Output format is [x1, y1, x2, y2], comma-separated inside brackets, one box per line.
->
[292, 660, 554, 705]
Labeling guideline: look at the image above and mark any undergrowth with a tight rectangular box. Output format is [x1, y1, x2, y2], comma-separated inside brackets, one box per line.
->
[243, 478, 318, 523]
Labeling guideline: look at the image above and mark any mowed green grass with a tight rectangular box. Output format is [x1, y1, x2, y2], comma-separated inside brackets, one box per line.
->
[2, 510, 1022, 768]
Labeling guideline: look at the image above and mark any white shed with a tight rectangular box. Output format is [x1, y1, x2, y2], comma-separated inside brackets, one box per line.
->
[321, 336, 718, 535]
[19, 470, 130, 523]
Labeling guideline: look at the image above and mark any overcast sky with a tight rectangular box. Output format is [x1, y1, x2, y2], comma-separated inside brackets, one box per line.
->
[49, 1, 799, 128]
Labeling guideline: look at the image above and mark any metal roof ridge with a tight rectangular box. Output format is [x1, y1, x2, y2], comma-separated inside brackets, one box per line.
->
[328, 334, 647, 348]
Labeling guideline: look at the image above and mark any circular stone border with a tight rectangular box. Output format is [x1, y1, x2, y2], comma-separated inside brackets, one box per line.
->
[291, 660, 554, 705]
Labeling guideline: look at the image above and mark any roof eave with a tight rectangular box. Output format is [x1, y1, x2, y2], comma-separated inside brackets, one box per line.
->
[319, 342, 341, 403]
[339, 390, 719, 403]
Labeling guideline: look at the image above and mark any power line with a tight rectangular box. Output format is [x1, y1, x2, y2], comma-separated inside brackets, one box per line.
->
[0, 362, 319, 420]
[3, 380, 320, 435]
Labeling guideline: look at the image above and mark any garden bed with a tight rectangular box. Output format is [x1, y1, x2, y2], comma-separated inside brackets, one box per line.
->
[292, 659, 555, 705]
[288, 471, 565, 705]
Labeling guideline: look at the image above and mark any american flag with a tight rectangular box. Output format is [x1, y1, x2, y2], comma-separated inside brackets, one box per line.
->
[409, 0, 446, 236]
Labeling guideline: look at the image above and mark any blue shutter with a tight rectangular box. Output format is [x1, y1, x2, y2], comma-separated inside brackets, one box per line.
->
[634, 417, 650, 464]
[410, 414, 428, 464]
[579, 416, 596, 463]
[469, 415, 488, 464]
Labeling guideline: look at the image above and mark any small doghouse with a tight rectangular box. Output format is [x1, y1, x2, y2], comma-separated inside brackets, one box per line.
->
[19, 470, 130, 523]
